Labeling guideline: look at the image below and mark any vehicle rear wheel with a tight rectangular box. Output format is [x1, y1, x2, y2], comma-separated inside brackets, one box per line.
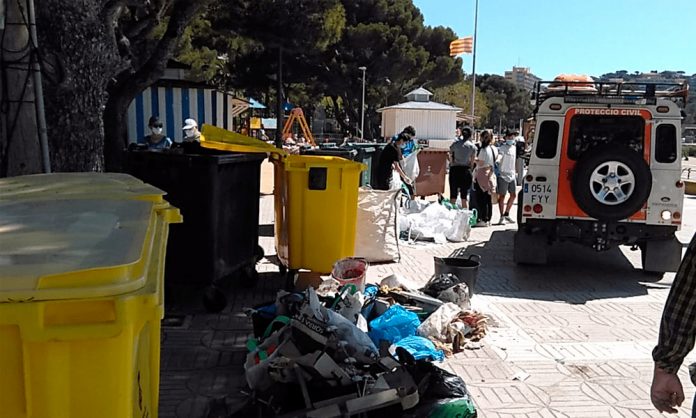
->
[571, 145, 651, 221]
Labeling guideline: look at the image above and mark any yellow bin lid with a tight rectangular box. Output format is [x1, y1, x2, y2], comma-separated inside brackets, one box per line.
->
[0, 172, 166, 202]
[0, 198, 165, 302]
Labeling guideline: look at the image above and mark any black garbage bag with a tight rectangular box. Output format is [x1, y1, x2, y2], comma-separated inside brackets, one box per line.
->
[422, 273, 460, 297]
[396, 360, 477, 418]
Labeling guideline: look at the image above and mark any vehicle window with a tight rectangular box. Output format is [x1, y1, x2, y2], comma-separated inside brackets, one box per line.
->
[567, 115, 644, 160]
[656, 124, 677, 163]
[535, 121, 560, 159]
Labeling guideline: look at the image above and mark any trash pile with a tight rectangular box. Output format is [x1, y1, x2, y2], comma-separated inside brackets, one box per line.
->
[236, 259, 485, 417]
[398, 200, 476, 244]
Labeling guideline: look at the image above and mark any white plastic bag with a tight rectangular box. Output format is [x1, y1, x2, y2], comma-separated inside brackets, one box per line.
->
[445, 210, 472, 242]
[402, 151, 420, 181]
[417, 303, 462, 342]
[389, 169, 403, 191]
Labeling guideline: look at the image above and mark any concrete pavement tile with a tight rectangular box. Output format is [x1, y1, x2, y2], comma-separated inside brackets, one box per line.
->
[468, 382, 551, 414]
[200, 330, 252, 352]
[448, 359, 514, 383]
[525, 327, 592, 343]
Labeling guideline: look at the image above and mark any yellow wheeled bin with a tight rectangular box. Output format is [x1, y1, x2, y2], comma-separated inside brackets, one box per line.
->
[0, 173, 182, 418]
[273, 154, 365, 273]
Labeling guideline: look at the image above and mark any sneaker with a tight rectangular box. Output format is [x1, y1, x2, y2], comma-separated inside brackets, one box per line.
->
[504, 215, 515, 224]
[496, 218, 505, 225]
[474, 220, 488, 227]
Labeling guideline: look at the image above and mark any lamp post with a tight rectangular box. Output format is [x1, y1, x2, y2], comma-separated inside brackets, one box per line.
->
[470, 0, 479, 123]
[358, 66, 367, 141]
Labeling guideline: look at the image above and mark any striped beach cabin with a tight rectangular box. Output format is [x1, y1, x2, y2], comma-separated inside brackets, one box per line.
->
[127, 79, 251, 144]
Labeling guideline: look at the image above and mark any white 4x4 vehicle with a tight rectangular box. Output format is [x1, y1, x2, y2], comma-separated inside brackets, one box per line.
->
[515, 76, 688, 273]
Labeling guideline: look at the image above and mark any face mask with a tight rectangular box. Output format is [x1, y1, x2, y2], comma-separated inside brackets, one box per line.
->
[400, 143, 407, 149]
[184, 128, 195, 138]
[506, 140, 515, 145]
[151, 127, 163, 135]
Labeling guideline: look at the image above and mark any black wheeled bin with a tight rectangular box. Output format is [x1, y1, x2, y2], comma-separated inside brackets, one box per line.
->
[346, 143, 381, 187]
[301, 145, 380, 187]
[124, 149, 266, 312]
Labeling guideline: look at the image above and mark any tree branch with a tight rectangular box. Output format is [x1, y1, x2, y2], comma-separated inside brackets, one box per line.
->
[108, 0, 211, 99]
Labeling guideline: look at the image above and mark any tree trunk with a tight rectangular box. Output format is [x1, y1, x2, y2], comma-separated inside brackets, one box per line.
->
[103, 95, 131, 172]
[35, 0, 121, 172]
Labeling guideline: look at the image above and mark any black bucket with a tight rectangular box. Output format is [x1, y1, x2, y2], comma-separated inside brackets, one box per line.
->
[433, 254, 481, 297]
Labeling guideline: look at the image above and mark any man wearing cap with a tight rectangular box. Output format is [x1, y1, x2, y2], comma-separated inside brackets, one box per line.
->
[449, 126, 476, 208]
[182, 118, 205, 143]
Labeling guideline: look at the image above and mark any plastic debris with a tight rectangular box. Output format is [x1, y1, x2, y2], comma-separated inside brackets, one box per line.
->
[368, 304, 421, 345]
[417, 303, 462, 342]
[437, 283, 471, 310]
[422, 273, 461, 298]
[512, 371, 530, 382]
[315, 277, 342, 297]
[392, 335, 445, 362]
[379, 273, 421, 292]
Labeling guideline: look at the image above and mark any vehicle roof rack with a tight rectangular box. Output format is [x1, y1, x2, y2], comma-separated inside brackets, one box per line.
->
[533, 80, 689, 112]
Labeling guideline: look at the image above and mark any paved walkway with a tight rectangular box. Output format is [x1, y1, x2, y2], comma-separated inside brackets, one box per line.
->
[160, 189, 696, 417]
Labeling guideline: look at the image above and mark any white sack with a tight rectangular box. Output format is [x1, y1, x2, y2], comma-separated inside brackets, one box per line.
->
[354, 188, 401, 262]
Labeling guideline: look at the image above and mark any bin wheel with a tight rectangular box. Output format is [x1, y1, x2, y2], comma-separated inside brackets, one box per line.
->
[240, 265, 259, 288]
[285, 269, 299, 291]
[255, 245, 265, 262]
[203, 286, 227, 313]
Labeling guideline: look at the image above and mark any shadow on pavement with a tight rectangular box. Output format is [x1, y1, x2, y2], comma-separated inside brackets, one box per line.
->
[458, 230, 666, 304]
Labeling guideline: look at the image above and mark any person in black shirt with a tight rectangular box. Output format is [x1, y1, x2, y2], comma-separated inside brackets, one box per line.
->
[375, 132, 413, 190]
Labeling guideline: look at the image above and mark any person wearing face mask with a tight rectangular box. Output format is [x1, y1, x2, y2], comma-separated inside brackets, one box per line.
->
[182, 118, 205, 143]
[139, 116, 172, 150]
[495, 130, 518, 224]
[375, 132, 413, 191]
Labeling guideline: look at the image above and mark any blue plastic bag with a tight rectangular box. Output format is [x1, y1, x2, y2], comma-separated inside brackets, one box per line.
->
[393, 335, 445, 362]
[368, 304, 420, 345]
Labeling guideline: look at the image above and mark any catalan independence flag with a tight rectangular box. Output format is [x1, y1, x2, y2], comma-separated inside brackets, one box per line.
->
[449, 37, 474, 56]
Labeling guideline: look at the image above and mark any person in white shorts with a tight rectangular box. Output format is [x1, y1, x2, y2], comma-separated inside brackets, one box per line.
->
[496, 130, 518, 224]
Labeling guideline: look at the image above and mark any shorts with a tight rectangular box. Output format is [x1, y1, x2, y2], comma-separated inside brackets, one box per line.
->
[497, 176, 516, 196]
[449, 165, 473, 200]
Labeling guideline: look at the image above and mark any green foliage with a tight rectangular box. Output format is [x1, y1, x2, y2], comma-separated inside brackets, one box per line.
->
[175, 0, 464, 137]
[432, 81, 488, 127]
[475, 74, 532, 128]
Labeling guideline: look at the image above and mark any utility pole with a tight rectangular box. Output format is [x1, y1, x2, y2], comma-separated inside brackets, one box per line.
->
[0, 0, 48, 176]
[469, 0, 479, 124]
[275, 47, 284, 149]
[358, 66, 366, 141]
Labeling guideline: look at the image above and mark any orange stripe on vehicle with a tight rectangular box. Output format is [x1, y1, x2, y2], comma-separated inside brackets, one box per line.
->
[556, 108, 651, 220]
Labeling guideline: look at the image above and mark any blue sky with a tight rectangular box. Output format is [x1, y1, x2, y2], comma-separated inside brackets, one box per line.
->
[413, 0, 696, 80]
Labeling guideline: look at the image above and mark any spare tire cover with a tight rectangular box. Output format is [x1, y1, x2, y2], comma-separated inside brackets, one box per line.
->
[571, 145, 651, 221]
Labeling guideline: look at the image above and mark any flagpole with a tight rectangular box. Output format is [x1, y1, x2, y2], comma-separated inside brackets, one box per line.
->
[470, 0, 479, 124]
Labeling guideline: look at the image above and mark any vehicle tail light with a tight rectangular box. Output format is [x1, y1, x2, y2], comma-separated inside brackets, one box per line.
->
[533, 204, 543, 214]
[676, 180, 684, 188]
[656, 106, 670, 113]
[673, 211, 681, 220]
[523, 205, 532, 212]
[549, 103, 562, 110]
[525, 174, 534, 182]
